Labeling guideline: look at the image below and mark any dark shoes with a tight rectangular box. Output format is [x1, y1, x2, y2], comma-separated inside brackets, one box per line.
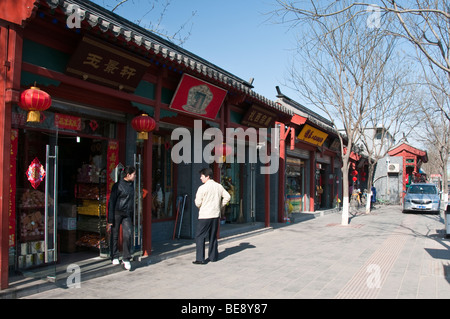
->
[192, 258, 218, 265]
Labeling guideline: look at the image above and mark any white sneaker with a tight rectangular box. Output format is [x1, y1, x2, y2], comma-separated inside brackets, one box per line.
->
[123, 260, 131, 270]
[112, 258, 120, 265]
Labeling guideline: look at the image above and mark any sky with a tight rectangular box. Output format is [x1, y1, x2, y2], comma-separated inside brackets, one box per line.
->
[90, 0, 300, 102]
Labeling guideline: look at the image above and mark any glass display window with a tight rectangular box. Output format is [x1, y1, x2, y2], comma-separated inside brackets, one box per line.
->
[221, 161, 241, 223]
[286, 157, 305, 214]
[151, 134, 174, 220]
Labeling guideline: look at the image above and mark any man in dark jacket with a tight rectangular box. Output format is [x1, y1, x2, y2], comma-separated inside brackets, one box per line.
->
[108, 166, 136, 270]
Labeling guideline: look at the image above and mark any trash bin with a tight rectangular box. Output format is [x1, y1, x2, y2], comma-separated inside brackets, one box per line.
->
[445, 205, 450, 238]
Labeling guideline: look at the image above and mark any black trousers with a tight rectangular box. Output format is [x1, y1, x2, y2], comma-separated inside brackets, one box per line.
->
[110, 211, 132, 261]
[195, 217, 219, 262]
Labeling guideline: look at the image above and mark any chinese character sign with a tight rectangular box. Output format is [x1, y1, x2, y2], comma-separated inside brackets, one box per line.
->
[9, 129, 18, 248]
[66, 36, 150, 92]
[106, 140, 119, 220]
[241, 104, 276, 128]
[297, 124, 328, 146]
[55, 113, 81, 131]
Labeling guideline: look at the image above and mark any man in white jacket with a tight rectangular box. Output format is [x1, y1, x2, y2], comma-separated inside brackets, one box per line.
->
[193, 167, 231, 264]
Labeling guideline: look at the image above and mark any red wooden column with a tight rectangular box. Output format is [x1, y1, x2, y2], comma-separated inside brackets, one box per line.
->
[309, 150, 316, 212]
[277, 123, 286, 223]
[0, 24, 22, 290]
[276, 122, 295, 222]
[142, 67, 164, 256]
[142, 133, 153, 256]
[330, 155, 335, 205]
[265, 163, 270, 227]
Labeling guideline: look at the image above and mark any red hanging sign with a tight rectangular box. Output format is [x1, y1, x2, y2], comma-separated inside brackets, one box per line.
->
[106, 140, 119, 219]
[26, 157, 46, 189]
[170, 74, 227, 120]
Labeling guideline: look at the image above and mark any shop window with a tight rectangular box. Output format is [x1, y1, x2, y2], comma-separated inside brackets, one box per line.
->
[221, 162, 241, 223]
[286, 157, 305, 214]
[152, 134, 174, 220]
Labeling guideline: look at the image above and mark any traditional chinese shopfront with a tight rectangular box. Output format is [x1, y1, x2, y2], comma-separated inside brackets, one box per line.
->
[0, 0, 292, 289]
[11, 102, 124, 269]
[275, 91, 341, 220]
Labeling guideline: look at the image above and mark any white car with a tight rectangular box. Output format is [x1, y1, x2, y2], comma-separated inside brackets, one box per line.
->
[403, 183, 441, 214]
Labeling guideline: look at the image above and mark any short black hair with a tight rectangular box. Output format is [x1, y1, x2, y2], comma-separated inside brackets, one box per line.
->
[123, 166, 136, 176]
[199, 167, 213, 178]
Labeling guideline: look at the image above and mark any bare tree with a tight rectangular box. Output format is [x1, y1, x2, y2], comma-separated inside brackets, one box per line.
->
[278, 3, 400, 225]
[274, 0, 450, 114]
[93, 0, 197, 46]
[356, 54, 418, 213]
[413, 70, 450, 200]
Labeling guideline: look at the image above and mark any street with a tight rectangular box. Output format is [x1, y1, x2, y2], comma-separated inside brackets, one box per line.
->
[24, 205, 450, 300]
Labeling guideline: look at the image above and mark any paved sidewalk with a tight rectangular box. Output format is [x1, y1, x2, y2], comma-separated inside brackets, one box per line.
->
[13, 205, 450, 299]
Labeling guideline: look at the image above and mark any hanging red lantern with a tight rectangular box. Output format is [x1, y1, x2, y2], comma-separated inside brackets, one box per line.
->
[131, 114, 156, 140]
[217, 143, 233, 157]
[352, 170, 358, 176]
[215, 143, 233, 162]
[352, 176, 357, 182]
[19, 86, 52, 122]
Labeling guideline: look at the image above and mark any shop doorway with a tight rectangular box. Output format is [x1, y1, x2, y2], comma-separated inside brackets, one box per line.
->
[15, 129, 110, 280]
[221, 162, 243, 223]
[286, 157, 305, 214]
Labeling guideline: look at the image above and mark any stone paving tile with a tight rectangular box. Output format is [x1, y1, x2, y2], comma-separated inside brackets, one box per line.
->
[20, 205, 450, 300]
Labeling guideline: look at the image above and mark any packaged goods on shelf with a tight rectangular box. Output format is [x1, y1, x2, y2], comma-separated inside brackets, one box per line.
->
[77, 164, 102, 183]
[19, 189, 54, 208]
[77, 200, 106, 216]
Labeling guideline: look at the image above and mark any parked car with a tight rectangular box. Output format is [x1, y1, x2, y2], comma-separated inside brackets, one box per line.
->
[403, 183, 441, 214]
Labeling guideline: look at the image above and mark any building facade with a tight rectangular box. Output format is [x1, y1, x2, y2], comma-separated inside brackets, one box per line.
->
[275, 88, 343, 219]
[0, 0, 298, 289]
[373, 142, 428, 204]
[0, 0, 362, 291]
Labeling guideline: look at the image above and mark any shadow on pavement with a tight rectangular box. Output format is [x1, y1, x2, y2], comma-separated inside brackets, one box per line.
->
[219, 242, 256, 261]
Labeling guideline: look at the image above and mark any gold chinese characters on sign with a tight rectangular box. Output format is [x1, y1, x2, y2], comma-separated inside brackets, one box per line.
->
[66, 36, 150, 92]
[297, 124, 328, 146]
[241, 104, 276, 128]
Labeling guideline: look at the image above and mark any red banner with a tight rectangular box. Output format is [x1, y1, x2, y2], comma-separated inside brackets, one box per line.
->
[55, 113, 81, 131]
[106, 140, 119, 219]
[9, 129, 18, 248]
[170, 74, 227, 120]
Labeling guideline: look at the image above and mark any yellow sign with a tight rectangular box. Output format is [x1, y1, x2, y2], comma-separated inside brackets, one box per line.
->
[297, 124, 328, 146]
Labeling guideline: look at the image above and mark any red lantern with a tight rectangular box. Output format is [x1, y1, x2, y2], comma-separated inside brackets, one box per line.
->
[131, 114, 156, 140]
[217, 143, 233, 156]
[352, 170, 358, 176]
[19, 86, 52, 122]
[352, 176, 357, 182]
[215, 143, 233, 162]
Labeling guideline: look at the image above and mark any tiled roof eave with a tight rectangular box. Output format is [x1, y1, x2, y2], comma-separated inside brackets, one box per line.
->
[41, 0, 293, 116]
